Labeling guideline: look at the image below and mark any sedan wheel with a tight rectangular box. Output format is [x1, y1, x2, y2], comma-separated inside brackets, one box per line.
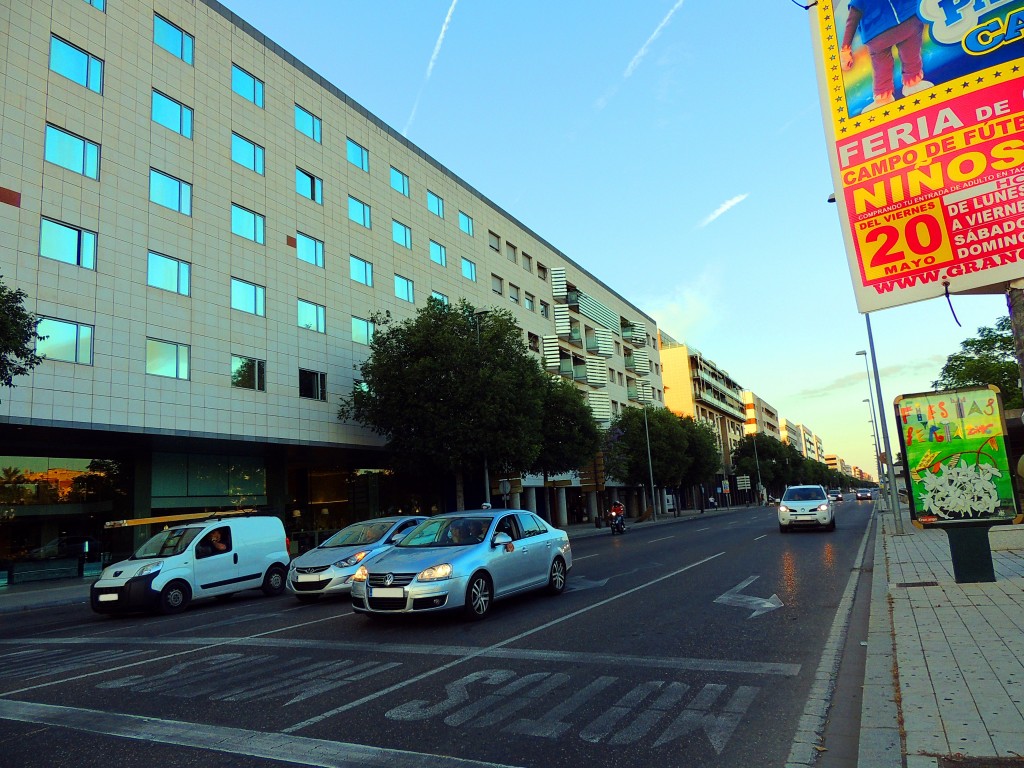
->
[464, 573, 492, 620]
[547, 557, 567, 595]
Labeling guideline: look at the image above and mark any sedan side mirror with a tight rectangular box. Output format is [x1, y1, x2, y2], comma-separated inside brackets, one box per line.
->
[491, 532, 513, 548]
[388, 533, 406, 544]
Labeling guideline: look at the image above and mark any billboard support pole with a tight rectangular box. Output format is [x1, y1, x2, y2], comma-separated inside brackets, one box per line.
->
[1007, 284, 1024, 397]
[866, 313, 905, 535]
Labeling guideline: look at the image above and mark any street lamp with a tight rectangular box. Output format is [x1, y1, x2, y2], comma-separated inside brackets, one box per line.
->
[640, 384, 657, 521]
[863, 398, 883, 488]
[474, 309, 491, 506]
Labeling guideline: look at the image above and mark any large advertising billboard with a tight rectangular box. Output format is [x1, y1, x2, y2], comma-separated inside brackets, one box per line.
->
[893, 385, 1019, 524]
[811, 1, 1024, 311]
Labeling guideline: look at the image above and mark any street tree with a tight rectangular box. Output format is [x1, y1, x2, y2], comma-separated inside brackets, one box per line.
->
[339, 298, 546, 510]
[934, 315, 1022, 408]
[678, 416, 721, 488]
[0, 276, 42, 401]
[732, 434, 793, 497]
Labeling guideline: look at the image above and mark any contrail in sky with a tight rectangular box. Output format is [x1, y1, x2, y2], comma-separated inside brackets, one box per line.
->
[403, 0, 458, 136]
[595, 0, 686, 110]
[698, 194, 749, 228]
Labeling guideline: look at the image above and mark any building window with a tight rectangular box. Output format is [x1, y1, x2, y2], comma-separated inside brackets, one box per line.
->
[295, 104, 321, 142]
[392, 220, 412, 249]
[488, 231, 500, 252]
[84, 0, 105, 10]
[296, 232, 324, 268]
[506, 243, 517, 264]
[231, 277, 266, 316]
[427, 190, 444, 218]
[295, 167, 323, 204]
[537, 264, 548, 281]
[298, 299, 326, 333]
[37, 318, 92, 364]
[231, 355, 266, 391]
[350, 254, 373, 286]
[154, 15, 193, 64]
[231, 133, 264, 174]
[509, 284, 520, 304]
[39, 218, 95, 269]
[44, 125, 99, 179]
[431, 291, 449, 305]
[461, 257, 476, 282]
[540, 301, 550, 319]
[149, 169, 191, 214]
[346, 138, 369, 172]
[348, 196, 371, 228]
[394, 274, 414, 303]
[458, 211, 474, 236]
[147, 251, 190, 295]
[429, 240, 447, 266]
[49, 36, 103, 93]
[146, 339, 189, 379]
[522, 253, 532, 273]
[231, 64, 264, 107]
[390, 167, 409, 196]
[524, 292, 535, 311]
[152, 90, 193, 138]
[231, 204, 265, 244]
[299, 369, 327, 401]
[528, 333, 540, 352]
[351, 316, 374, 346]
[491, 274, 503, 296]
[608, 368, 615, 383]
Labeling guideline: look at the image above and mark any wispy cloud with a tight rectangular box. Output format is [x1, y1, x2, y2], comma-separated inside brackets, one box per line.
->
[403, 0, 459, 136]
[791, 356, 946, 400]
[698, 194, 748, 228]
[594, 0, 686, 110]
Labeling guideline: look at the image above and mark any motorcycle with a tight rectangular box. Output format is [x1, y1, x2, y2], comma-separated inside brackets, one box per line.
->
[608, 508, 626, 535]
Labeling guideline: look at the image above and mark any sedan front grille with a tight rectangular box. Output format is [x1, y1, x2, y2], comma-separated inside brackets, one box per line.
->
[295, 565, 330, 574]
[368, 572, 415, 587]
[291, 580, 328, 592]
[368, 596, 407, 611]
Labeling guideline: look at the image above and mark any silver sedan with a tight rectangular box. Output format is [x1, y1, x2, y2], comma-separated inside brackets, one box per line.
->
[350, 509, 571, 620]
[287, 516, 425, 602]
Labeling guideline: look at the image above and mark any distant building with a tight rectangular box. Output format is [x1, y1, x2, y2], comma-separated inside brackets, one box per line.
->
[742, 391, 781, 440]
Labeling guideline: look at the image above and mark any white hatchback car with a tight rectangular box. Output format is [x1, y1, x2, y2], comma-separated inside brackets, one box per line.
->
[778, 485, 835, 533]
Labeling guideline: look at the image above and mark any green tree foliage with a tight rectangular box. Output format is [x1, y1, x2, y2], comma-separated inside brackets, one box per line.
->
[0, 276, 42, 401]
[679, 417, 721, 486]
[339, 299, 547, 509]
[732, 434, 860, 495]
[934, 315, 1022, 408]
[530, 375, 602, 478]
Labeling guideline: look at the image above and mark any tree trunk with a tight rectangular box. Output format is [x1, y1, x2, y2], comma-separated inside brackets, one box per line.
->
[455, 468, 465, 511]
[1007, 285, 1024, 394]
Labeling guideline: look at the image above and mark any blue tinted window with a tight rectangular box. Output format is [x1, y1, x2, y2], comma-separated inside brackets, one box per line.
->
[231, 277, 265, 316]
[231, 356, 266, 391]
[84, 0, 105, 10]
[298, 300, 325, 333]
[231, 204, 265, 244]
[37, 318, 92, 364]
[390, 167, 409, 196]
[351, 317, 374, 346]
[429, 240, 446, 266]
[346, 139, 368, 172]
[295, 105, 321, 142]
[431, 291, 449, 305]
[296, 232, 324, 268]
[231, 133, 264, 174]
[44, 125, 99, 179]
[152, 91, 193, 138]
[462, 258, 476, 282]
[348, 197, 371, 228]
[146, 339, 189, 379]
[148, 252, 190, 295]
[394, 275, 414, 303]
[427, 190, 444, 219]
[231, 65, 264, 107]
[296, 167, 322, 204]
[154, 15, 193, 64]
[392, 220, 411, 249]
[350, 255, 372, 286]
[39, 219, 95, 269]
[50, 37, 103, 93]
[149, 169, 192, 215]
[459, 211, 474, 236]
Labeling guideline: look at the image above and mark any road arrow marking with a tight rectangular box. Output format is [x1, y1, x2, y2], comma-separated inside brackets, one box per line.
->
[713, 576, 783, 619]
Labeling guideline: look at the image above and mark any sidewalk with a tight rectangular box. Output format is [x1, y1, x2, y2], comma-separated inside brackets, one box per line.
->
[861, 510, 1024, 768]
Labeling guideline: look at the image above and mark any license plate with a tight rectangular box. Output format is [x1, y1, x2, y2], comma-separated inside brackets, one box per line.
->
[295, 573, 324, 583]
[370, 587, 404, 598]
[97, 593, 118, 602]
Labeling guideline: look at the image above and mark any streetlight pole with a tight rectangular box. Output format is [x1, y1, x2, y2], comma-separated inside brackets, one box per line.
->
[863, 314, 905, 534]
[641, 388, 657, 521]
[863, 398, 883, 493]
[474, 309, 491, 507]
[751, 433, 764, 505]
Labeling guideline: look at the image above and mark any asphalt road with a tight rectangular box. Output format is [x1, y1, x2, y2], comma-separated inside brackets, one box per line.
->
[0, 501, 877, 768]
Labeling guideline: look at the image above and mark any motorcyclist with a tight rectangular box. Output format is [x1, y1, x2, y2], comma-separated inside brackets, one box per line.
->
[607, 501, 626, 533]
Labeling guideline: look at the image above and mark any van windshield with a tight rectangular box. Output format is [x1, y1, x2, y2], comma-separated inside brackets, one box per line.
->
[132, 527, 203, 559]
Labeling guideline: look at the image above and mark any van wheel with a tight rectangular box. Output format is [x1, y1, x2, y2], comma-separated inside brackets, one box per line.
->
[778, 523, 788, 533]
[159, 581, 191, 614]
[826, 518, 836, 531]
[262, 565, 287, 596]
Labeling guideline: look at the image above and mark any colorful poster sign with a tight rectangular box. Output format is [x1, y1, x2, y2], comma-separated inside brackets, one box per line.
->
[810, 2, 1024, 311]
[894, 386, 1019, 524]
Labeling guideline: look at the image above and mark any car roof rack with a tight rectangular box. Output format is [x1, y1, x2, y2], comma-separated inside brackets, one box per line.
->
[104, 508, 257, 529]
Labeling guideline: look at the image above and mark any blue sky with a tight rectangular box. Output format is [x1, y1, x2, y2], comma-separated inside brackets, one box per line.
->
[217, 0, 1009, 478]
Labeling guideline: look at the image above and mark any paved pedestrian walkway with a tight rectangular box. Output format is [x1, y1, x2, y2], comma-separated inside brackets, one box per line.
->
[861, 510, 1024, 768]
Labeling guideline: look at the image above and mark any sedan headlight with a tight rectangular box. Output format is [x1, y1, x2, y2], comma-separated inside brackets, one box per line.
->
[352, 565, 369, 582]
[335, 550, 369, 568]
[417, 563, 453, 582]
[135, 561, 163, 577]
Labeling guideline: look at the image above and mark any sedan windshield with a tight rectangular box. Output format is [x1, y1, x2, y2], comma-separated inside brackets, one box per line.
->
[398, 517, 490, 548]
[320, 521, 392, 548]
[132, 527, 202, 559]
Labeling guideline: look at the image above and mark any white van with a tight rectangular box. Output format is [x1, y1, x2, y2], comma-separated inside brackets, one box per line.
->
[90, 515, 290, 615]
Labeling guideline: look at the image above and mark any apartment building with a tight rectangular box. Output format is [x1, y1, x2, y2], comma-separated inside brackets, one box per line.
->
[0, 0, 662, 569]
[741, 390, 781, 440]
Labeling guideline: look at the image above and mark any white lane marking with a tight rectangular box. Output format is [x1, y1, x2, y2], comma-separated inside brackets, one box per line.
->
[754, 535, 767, 541]
[573, 554, 599, 561]
[0, 699, 522, 768]
[282, 551, 726, 733]
[713, 577, 783, 619]
[647, 536, 674, 544]
[696, 528, 710, 532]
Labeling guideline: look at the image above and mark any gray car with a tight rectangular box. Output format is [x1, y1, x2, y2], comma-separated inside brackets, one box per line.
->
[350, 509, 572, 620]
[287, 516, 425, 602]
